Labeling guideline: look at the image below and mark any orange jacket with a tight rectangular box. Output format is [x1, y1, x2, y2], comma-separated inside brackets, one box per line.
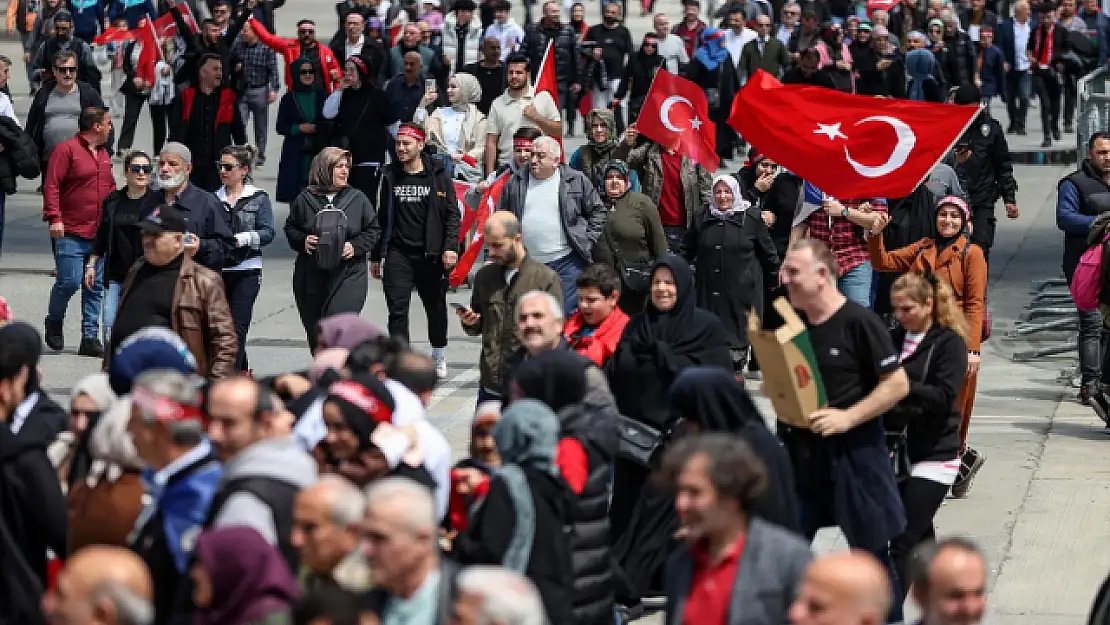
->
[248, 16, 341, 94]
[868, 232, 988, 351]
[563, 307, 631, 367]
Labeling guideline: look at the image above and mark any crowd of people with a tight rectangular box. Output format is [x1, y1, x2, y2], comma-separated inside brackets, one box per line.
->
[1, 0, 1106, 621]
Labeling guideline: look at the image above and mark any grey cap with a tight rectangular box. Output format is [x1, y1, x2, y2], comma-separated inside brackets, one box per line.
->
[160, 141, 192, 164]
[53, 9, 73, 23]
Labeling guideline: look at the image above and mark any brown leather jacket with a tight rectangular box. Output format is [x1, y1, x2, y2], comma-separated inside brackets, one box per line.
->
[113, 256, 238, 378]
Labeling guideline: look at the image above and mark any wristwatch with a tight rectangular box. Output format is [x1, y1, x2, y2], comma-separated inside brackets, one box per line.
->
[840, 206, 851, 218]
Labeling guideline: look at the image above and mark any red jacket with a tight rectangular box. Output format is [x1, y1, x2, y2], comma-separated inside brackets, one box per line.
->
[563, 308, 631, 367]
[43, 133, 115, 239]
[249, 16, 342, 94]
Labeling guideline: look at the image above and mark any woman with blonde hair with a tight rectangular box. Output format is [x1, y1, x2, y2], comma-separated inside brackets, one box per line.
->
[884, 272, 968, 602]
[414, 72, 487, 182]
[868, 194, 987, 498]
[283, 148, 381, 352]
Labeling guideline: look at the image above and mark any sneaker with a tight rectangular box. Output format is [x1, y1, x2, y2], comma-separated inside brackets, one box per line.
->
[255, 156, 266, 168]
[77, 337, 104, 358]
[44, 317, 64, 351]
[433, 355, 448, 379]
[1092, 391, 1110, 427]
[950, 447, 986, 499]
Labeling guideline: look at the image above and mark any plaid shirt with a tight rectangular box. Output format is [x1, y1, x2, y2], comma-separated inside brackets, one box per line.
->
[806, 198, 887, 276]
[230, 40, 279, 91]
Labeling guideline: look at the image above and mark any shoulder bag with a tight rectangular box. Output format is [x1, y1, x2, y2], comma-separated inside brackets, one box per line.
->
[603, 216, 653, 294]
[617, 414, 680, 468]
[886, 343, 934, 483]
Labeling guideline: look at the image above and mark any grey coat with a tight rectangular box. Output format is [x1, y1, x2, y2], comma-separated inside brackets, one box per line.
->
[664, 518, 812, 625]
[496, 164, 607, 263]
[614, 141, 712, 227]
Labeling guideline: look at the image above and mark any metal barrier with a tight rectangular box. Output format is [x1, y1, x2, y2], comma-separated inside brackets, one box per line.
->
[1009, 277, 1079, 364]
[1078, 66, 1110, 158]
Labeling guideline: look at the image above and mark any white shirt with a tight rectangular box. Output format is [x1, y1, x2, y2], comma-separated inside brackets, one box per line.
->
[775, 23, 795, 46]
[1013, 19, 1032, 71]
[485, 20, 525, 61]
[345, 34, 365, 60]
[521, 169, 570, 263]
[438, 106, 465, 155]
[656, 32, 689, 73]
[725, 27, 758, 67]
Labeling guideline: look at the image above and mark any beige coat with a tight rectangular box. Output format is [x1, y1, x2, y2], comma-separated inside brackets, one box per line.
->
[418, 104, 487, 166]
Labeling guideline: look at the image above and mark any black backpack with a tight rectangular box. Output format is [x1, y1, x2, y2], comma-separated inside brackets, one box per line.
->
[313, 195, 350, 270]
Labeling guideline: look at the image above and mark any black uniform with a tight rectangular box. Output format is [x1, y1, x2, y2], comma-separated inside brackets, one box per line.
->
[954, 112, 1017, 263]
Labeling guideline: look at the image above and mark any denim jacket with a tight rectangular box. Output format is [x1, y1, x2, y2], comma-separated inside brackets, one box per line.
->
[216, 183, 275, 270]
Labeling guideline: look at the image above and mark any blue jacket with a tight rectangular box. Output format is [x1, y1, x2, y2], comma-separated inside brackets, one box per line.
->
[68, 0, 106, 39]
[1058, 180, 1094, 237]
[977, 44, 1007, 99]
[108, 0, 156, 28]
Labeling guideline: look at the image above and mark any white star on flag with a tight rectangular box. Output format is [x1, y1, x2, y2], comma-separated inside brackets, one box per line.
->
[691, 117, 703, 130]
[814, 122, 848, 141]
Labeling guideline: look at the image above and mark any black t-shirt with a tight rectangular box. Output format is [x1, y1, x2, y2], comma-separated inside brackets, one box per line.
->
[109, 255, 183, 356]
[808, 300, 901, 411]
[461, 62, 505, 116]
[390, 167, 433, 250]
[586, 24, 633, 79]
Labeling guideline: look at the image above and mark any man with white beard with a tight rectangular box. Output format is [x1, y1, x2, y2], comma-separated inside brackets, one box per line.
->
[142, 142, 232, 272]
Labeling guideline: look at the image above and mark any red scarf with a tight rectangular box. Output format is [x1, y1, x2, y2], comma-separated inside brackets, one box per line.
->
[1036, 23, 1055, 66]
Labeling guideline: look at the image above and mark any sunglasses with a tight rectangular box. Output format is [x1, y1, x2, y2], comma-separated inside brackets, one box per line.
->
[70, 408, 103, 422]
[216, 161, 239, 171]
[300, 69, 315, 75]
[129, 163, 153, 174]
[54, 66, 77, 74]
[299, 28, 315, 35]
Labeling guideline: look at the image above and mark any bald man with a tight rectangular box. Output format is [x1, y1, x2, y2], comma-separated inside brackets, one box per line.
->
[203, 376, 317, 570]
[909, 538, 988, 625]
[457, 211, 562, 406]
[789, 552, 893, 625]
[44, 546, 154, 625]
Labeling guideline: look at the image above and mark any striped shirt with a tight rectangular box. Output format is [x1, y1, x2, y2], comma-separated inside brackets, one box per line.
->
[900, 331, 926, 362]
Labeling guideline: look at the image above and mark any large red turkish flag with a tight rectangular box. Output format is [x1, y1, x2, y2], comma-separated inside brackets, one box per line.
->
[729, 70, 980, 199]
[636, 69, 719, 172]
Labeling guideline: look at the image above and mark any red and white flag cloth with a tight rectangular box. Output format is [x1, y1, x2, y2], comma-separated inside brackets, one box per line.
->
[635, 69, 719, 172]
[533, 41, 564, 159]
[152, 3, 198, 41]
[728, 70, 981, 199]
[93, 26, 136, 45]
[866, 0, 900, 12]
[450, 172, 509, 287]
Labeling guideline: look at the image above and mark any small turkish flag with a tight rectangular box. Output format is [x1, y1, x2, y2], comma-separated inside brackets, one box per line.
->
[93, 26, 136, 45]
[533, 41, 564, 159]
[866, 0, 900, 12]
[635, 69, 719, 172]
[729, 70, 980, 199]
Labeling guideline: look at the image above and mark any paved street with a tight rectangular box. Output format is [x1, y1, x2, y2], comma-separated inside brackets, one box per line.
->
[0, 1, 1108, 622]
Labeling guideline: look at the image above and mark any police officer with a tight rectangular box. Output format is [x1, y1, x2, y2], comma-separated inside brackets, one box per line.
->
[1056, 131, 1110, 413]
[950, 83, 1019, 266]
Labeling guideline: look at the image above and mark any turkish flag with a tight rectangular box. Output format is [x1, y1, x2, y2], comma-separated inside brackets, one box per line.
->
[153, 4, 197, 41]
[729, 70, 980, 199]
[576, 89, 593, 118]
[450, 172, 508, 287]
[94, 26, 136, 45]
[866, 0, 900, 12]
[134, 19, 160, 84]
[635, 69, 719, 172]
[533, 41, 564, 159]
[389, 24, 403, 47]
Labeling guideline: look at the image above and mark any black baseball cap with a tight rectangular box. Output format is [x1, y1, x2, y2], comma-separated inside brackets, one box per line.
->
[138, 205, 188, 234]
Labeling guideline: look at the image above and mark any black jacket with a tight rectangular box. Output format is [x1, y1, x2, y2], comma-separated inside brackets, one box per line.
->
[169, 86, 248, 164]
[1060, 159, 1110, 278]
[25, 81, 105, 161]
[371, 155, 461, 262]
[954, 112, 1018, 210]
[0, 401, 69, 625]
[0, 117, 40, 194]
[521, 21, 579, 88]
[93, 189, 151, 283]
[616, 51, 665, 113]
[885, 324, 967, 463]
[143, 184, 233, 271]
[175, 3, 250, 87]
[118, 39, 148, 99]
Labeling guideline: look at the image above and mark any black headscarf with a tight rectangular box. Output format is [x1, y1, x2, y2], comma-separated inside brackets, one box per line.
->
[667, 367, 802, 533]
[623, 256, 732, 374]
[0, 322, 42, 394]
[512, 349, 591, 413]
[290, 57, 318, 94]
[325, 373, 396, 452]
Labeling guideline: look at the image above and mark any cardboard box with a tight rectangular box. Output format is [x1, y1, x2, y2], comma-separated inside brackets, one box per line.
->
[748, 298, 827, 429]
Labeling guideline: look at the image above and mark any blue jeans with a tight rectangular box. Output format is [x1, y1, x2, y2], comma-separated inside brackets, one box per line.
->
[48, 235, 103, 338]
[101, 280, 122, 346]
[839, 260, 873, 308]
[545, 252, 587, 315]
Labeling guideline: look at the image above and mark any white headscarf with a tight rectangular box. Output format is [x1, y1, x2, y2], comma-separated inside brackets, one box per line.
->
[709, 174, 750, 217]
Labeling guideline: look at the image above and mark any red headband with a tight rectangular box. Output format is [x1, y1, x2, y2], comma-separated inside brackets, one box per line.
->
[348, 56, 368, 76]
[513, 137, 534, 149]
[133, 386, 208, 426]
[398, 124, 426, 142]
[328, 380, 393, 424]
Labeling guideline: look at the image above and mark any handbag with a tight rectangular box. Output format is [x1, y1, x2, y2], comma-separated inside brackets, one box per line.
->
[616, 415, 674, 467]
[603, 222, 653, 294]
[885, 343, 934, 482]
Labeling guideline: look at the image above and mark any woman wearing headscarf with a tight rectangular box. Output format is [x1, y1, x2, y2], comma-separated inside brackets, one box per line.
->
[284, 148, 380, 352]
[454, 399, 575, 625]
[868, 195, 988, 498]
[605, 257, 731, 607]
[569, 109, 636, 191]
[321, 56, 396, 196]
[684, 175, 779, 375]
[48, 373, 116, 492]
[906, 31, 945, 101]
[815, 21, 854, 92]
[614, 33, 666, 124]
[276, 58, 327, 205]
[511, 350, 618, 625]
[313, 313, 384, 353]
[591, 160, 666, 315]
[190, 526, 300, 625]
[67, 396, 145, 554]
[685, 28, 739, 160]
[414, 71, 487, 182]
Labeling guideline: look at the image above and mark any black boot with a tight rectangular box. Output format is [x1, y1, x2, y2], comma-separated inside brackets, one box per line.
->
[78, 337, 104, 358]
[44, 317, 64, 351]
[1041, 135, 1052, 148]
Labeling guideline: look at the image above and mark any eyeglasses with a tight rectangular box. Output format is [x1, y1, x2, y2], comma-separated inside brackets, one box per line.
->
[216, 161, 238, 171]
[129, 163, 153, 174]
[300, 69, 315, 76]
[54, 65, 77, 74]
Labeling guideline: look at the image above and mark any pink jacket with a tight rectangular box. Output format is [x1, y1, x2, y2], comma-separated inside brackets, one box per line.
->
[816, 41, 855, 92]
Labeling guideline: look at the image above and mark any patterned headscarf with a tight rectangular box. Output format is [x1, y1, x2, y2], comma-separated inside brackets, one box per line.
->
[309, 147, 353, 193]
[585, 109, 619, 151]
[451, 72, 482, 111]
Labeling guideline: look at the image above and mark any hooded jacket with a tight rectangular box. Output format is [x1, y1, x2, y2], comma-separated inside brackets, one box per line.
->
[0, 117, 40, 194]
[205, 437, 318, 571]
[371, 154, 461, 262]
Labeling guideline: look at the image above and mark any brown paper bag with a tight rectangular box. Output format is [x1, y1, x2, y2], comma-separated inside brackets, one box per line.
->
[748, 297, 827, 429]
